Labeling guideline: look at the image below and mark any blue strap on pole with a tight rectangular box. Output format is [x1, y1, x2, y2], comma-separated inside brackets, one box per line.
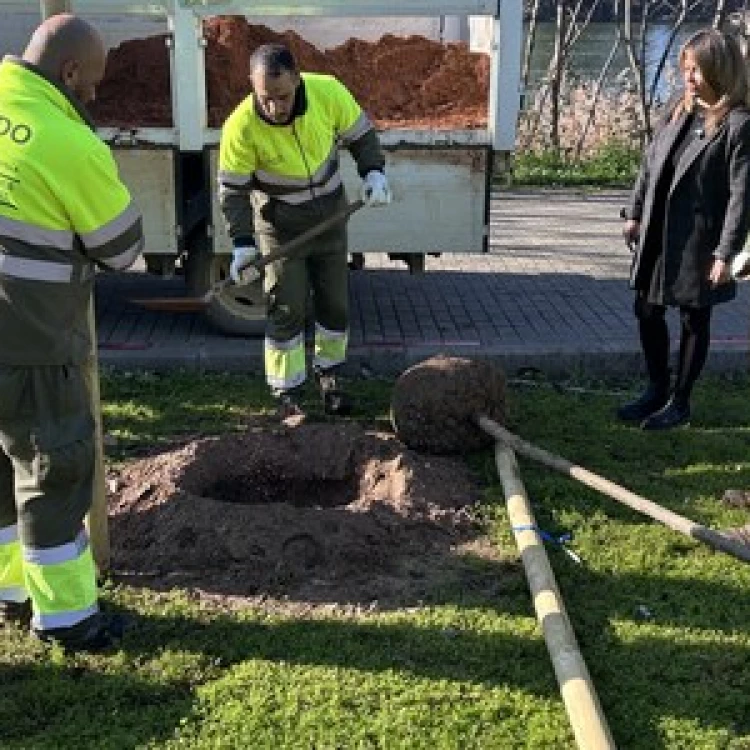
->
[511, 523, 582, 564]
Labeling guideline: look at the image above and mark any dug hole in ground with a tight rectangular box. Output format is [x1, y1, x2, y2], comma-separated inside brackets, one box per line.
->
[109, 360, 516, 615]
[101, 22, 504, 613]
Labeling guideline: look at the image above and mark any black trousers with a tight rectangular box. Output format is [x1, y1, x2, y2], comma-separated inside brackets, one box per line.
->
[634, 294, 712, 404]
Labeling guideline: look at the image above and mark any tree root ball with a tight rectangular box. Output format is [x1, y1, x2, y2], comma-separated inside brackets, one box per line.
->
[390, 355, 506, 454]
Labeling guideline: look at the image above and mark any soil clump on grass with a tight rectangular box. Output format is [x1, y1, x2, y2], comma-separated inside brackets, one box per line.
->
[390, 355, 507, 455]
[109, 421, 519, 614]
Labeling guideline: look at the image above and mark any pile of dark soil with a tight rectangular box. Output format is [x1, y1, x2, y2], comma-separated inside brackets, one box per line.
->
[109, 421, 519, 612]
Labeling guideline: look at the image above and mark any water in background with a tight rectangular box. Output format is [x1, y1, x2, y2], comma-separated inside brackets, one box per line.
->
[525, 22, 703, 99]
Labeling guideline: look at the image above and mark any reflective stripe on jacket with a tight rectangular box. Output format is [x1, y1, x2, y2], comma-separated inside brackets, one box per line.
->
[0, 57, 144, 365]
[217, 72, 384, 242]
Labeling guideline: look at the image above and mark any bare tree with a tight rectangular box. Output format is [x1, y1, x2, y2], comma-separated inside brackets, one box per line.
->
[522, 0, 542, 95]
[549, 0, 568, 148]
[713, 0, 730, 27]
[530, 0, 605, 147]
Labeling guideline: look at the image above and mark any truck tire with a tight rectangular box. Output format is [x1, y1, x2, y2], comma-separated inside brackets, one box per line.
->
[184, 240, 266, 337]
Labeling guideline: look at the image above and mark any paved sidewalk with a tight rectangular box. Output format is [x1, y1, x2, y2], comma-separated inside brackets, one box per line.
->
[95, 189, 750, 377]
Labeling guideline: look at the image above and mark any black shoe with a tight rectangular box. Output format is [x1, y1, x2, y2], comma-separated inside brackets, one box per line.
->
[272, 388, 306, 422]
[641, 398, 690, 431]
[0, 599, 32, 628]
[616, 383, 670, 422]
[33, 612, 125, 653]
[315, 368, 353, 416]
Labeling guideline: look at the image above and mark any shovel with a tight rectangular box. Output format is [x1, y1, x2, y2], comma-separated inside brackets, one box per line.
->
[131, 199, 365, 313]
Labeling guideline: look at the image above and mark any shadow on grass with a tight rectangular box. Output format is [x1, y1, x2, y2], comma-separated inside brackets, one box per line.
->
[116, 554, 750, 748]
[0, 658, 193, 749]
[559, 563, 750, 748]
[3, 547, 749, 748]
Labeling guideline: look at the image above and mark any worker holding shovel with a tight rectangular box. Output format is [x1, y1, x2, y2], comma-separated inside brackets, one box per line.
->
[218, 43, 391, 419]
[0, 14, 144, 650]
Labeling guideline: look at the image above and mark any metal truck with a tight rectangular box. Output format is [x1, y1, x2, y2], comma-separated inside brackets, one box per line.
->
[3, 0, 522, 336]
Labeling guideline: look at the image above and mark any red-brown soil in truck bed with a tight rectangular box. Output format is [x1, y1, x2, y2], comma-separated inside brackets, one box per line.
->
[91, 16, 489, 129]
[108, 421, 519, 614]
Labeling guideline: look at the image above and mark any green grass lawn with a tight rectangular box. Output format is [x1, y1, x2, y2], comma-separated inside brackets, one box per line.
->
[2, 369, 750, 749]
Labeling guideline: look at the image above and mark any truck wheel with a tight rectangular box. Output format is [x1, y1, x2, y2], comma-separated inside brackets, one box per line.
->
[185, 244, 266, 337]
[406, 254, 425, 274]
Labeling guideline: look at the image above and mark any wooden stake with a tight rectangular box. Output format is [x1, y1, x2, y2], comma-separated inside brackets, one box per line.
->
[83, 300, 110, 576]
[494, 444, 616, 750]
[479, 416, 750, 564]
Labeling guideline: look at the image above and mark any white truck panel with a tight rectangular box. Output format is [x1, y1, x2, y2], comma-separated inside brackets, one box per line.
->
[208, 148, 487, 255]
[112, 149, 178, 254]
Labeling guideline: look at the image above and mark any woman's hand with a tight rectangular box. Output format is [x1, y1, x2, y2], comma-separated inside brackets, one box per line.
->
[622, 219, 640, 249]
[709, 257, 730, 286]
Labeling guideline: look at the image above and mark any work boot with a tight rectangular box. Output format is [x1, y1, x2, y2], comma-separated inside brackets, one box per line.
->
[272, 387, 306, 423]
[641, 396, 690, 431]
[33, 611, 125, 653]
[616, 381, 670, 422]
[0, 599, 32, 628]
[315, 367, 353, 416]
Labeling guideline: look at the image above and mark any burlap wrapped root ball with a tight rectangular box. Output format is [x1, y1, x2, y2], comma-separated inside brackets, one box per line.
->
[390, 355, 506, 454]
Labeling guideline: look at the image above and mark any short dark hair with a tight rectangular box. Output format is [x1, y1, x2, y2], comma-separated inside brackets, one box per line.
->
[250, 43, 298, 77]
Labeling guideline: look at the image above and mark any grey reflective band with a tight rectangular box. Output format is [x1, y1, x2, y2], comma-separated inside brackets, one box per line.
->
[267, 374, 306, 390]
[24, 529, 89, 565]
[33, 603, 99, 631]
[0, 215, 74, 249]
[0, 586, 28, 603]
[0, 523, 19, 544]
[0, 253, 73, 283]
[339, 113, 372, 145]
[79, 201, 142, 250]
[218, 170, 253, 187]
[255, 146, 338, 189]
[265, 332, 304, 352]
[315, 321, 347, 340]
[276, 172, 342, 205]
[101, 237, 144, 271]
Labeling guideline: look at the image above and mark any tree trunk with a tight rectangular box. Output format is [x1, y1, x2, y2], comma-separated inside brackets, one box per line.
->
[549, 0, 567, 150]
[522, 0, 542, 97]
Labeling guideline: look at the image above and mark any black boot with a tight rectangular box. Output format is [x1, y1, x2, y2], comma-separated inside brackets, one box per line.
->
[315, 367, 353, 416]
[641, 396, 690, 431]
[33, 611, 126, 653]
[0, 599, 32, 628]
[617, 381, 670, 422]
[271, 387, 306, 422]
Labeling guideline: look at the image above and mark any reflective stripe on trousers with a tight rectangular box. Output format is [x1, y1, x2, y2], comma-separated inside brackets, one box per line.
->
[265, 332, 306, 392]
[0, 522, 98, 628]
[0, 523, 25, 603]
[24, 530, 98, 630]
[0, 364, 99, 632]
[313, 322, 347, 371]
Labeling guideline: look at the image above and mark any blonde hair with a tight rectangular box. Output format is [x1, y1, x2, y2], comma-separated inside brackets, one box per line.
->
[672, 28, 750, 134]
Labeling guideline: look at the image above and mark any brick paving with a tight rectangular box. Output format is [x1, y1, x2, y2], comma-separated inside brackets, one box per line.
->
[94, 189, 750, 377]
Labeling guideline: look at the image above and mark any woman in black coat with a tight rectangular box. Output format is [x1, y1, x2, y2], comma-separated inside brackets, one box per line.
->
[619, 28, 750, 430]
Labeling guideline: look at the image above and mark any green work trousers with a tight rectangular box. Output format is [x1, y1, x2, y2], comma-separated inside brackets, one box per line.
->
[0, 363, 99, 635]
[260, 223, 349, 343]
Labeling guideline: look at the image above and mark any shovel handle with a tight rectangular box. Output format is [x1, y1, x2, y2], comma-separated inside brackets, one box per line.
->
[213, 199, 366, 295]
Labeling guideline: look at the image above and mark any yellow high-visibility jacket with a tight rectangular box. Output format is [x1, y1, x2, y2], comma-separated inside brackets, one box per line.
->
[218, 72, 384, 243]
[0, 56, 144, 365]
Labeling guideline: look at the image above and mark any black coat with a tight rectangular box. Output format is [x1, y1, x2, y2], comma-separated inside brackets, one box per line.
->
[627, 105, 750, 307]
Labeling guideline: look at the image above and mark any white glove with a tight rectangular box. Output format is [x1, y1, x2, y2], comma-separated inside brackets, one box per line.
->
[360, 170, 392, 207]
[230, 245, 260, 285]
[730, 248, 750, 280]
